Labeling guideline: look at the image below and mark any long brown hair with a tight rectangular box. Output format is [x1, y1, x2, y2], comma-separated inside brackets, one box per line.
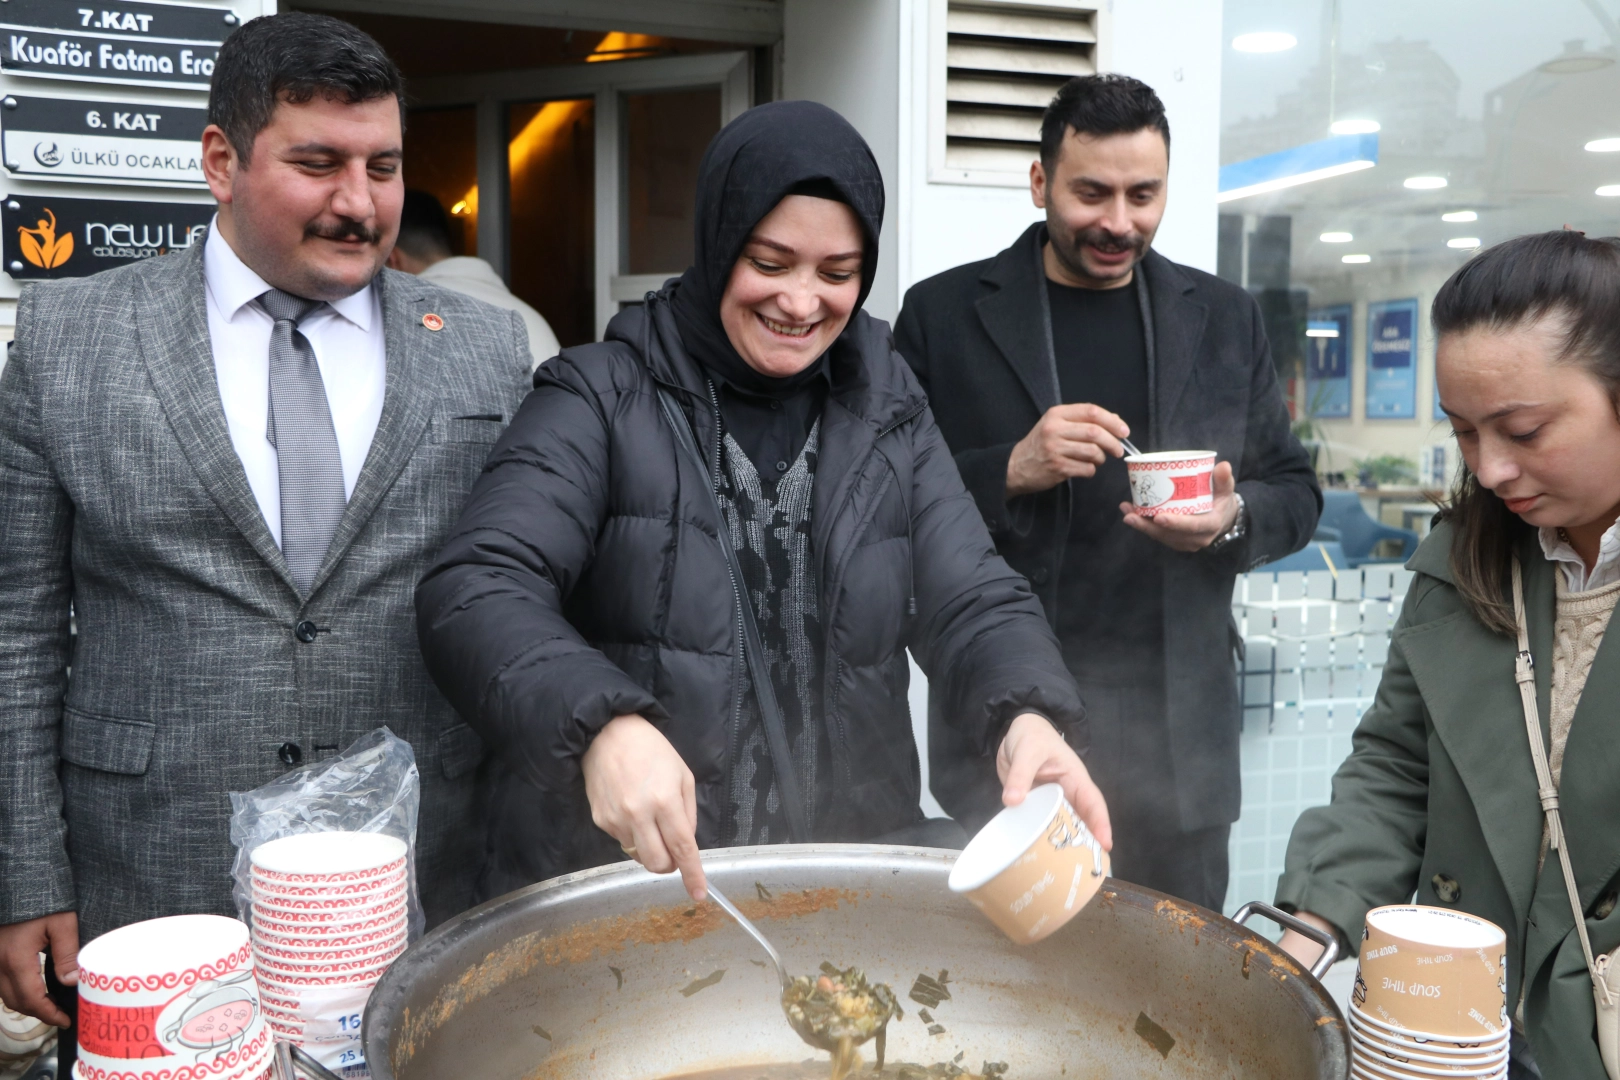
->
[1432, 231, 1620, 634]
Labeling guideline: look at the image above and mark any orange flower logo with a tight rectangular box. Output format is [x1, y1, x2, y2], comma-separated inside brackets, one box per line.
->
[18, 208, 73, 269]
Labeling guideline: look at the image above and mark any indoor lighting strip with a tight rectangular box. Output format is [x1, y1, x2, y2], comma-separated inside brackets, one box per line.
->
[1217, 131, 1380, 204]
[1216, 160, 1376, 203]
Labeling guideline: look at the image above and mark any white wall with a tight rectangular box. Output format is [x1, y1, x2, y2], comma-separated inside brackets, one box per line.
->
[781, 0, 903, 322]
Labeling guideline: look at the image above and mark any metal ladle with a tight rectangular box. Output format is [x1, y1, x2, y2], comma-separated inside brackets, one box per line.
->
[706, 883, 896, 1072]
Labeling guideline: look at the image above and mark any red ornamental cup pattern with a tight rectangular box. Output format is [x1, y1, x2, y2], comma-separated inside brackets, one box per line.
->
[71, 1024, 270, 1080]
[76, 1002, 174, 1059]
[250, 883, 406, 912]
[79, 945, 254, 998]
[250, 912, 403, 937]
[250, 876, 404, 899]
[1125, 454, 1216, 517]
[251, 933, 405, 963]
[251, 920, 406, 949]
[250, 858, 405, 886]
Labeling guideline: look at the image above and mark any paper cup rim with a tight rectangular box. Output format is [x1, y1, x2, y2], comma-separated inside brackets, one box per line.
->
[251, 922, 407, 947]
[947, 783, 1066, 892]
[1352, 1029, 1509, 1068]
[251, 931, 405, 957]
[1352, 1049, 1508, 1080]
[1365, 905, 1507, 951]
[79, 916, 251, 990]
[1350, 1011, 1509, 1056]
[250, 832, 407, 876]
[250, 873, 405, 899]
[1124, 450, 1216, 465]
[251, 856, 405, 884]
[1349, 1004, 1509, 1046]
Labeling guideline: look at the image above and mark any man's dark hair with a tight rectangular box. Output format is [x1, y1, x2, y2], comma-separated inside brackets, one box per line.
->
[208, 12, 404, 164]
[396, 190, 454, 261]
[1039, 74, 1170, 166]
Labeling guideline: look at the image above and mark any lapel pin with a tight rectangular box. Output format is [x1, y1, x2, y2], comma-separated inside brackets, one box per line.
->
[422, 312, 444, 331]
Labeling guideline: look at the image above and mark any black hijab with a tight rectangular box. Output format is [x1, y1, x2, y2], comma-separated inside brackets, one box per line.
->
[669, 100, 886, 475]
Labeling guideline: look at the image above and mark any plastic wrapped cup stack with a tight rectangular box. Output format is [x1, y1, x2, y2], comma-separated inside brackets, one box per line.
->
[75, 914, 270, 1080]
[249, 833, 410, 1074]
[1348, 905, 1510, 1080]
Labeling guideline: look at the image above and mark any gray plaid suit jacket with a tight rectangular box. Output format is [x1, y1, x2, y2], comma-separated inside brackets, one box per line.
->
[0, 237, 531, 940]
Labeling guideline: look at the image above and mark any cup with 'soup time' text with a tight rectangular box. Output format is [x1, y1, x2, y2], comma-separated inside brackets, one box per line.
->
[1125, 450, 1216, 517]
[1353, 905, 1508, 1040]
[947, 783, 1109, 944]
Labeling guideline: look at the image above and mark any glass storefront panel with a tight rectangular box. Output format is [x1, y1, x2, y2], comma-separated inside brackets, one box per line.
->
[1218, 0, 1620, 488]
[508, 98, 596, 348]
[403, 105, 478, 257]
[623, 87, 722, 276]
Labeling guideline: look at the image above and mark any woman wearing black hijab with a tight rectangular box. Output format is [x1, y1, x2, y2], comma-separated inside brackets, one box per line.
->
[418, 101, 1107, 901]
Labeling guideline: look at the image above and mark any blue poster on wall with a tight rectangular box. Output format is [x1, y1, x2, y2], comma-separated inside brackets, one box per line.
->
[1305, 304, 1352, 418]
[1366, 298, 1419, 419]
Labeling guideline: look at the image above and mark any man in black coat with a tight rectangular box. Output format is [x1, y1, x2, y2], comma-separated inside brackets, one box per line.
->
[895, 75, 1319, 911]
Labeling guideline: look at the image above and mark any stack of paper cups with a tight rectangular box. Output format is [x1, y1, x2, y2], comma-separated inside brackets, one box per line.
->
[1349, 905, 1510, 1079]
[75, 915, 270, 1080]
[249, 833, 409, 1076]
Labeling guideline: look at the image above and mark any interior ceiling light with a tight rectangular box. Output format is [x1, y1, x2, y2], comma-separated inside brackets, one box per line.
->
[1306, 323, 1341, 338]
[1218, 133, 1379, 203]
[1587, 138, 1620, 152]
[1233, 32, 1297, 53]
[1404, 176, 1448, 190]
[1442, 210, 1478, 222]
[1447, 237, 1482, 249]
[1598, 185, 1620, 196]
[1342, 254, 1371, 264]
[1331, 119, 1381, 135]
[1319, 231, 1353, 242]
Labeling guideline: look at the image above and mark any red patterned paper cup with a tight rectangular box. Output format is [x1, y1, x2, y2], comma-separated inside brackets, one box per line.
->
[1125, 451, 1216, 517]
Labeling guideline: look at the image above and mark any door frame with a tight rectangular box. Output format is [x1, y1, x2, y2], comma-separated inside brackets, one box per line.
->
[410, 51, 751, 338]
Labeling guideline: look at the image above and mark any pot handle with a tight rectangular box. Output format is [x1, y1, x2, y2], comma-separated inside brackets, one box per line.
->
[272, 1041, 349, 1080]
[1232, 900, 1340, 980]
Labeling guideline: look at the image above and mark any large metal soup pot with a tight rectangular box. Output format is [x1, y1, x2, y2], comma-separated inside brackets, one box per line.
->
[364, 846, 1348, 1080]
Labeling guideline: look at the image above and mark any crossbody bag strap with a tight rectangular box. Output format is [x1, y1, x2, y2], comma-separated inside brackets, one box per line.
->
[1510, 556, 1613, 1005]
[656, 388, 811, 844]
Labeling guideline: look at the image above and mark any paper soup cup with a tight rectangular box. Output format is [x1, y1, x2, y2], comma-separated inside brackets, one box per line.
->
[1355, 906, 1508, 1038]
[1351, 1049, 1506, 1080]
[251, 917, 407, 949]
[947, 783, 1108, 943]
[1124, 451, 1216, 517]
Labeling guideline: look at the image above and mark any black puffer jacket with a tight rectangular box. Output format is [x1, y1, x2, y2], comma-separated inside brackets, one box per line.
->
[416, 292, 1084, 894]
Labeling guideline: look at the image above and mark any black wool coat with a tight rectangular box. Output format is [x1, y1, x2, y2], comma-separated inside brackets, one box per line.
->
[416, 291, 1084, 895]
[894, 224, 1321, 834]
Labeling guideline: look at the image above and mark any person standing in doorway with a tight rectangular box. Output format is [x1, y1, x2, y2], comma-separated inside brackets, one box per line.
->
[894, 74, 1319, 912]
[387, 189, 561, 368]
[0, 13, 530, 1025]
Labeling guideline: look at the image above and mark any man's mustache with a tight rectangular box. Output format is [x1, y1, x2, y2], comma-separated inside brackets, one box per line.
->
[305, 219, 383, 244]
[1073, 226, 1146, 257]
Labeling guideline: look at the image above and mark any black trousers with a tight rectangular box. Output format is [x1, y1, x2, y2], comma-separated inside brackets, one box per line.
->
[1072, 665, 1232, 913]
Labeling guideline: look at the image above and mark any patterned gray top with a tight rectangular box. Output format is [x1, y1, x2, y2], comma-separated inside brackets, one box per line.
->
[717, 418, 826, 845]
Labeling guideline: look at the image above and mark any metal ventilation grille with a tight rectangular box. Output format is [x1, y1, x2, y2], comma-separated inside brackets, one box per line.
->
[944, 1, 1100, 173]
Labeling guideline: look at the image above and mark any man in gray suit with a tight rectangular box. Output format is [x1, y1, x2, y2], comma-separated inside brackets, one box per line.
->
[0, 13, 530, 1024]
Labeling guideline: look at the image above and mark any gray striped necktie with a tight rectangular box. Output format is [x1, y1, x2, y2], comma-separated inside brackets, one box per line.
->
[261, 288, 346, 592]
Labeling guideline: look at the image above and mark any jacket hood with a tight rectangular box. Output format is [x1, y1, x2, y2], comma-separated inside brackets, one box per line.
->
[605, 284, 925, 433]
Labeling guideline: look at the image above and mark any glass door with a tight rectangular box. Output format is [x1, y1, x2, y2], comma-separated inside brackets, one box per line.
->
[406, 51, 750, 347]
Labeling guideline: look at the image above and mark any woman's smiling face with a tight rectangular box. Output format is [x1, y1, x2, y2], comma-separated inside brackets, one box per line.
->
[1439, 314, 1620, 531]
[719, 193, 864, 377]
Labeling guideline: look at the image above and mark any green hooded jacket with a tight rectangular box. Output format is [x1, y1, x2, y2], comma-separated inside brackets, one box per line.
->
[1276, 519, 1620, 1078]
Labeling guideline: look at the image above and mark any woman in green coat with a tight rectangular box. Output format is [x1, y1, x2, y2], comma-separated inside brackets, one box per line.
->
[1275, 231, 1620, 1080]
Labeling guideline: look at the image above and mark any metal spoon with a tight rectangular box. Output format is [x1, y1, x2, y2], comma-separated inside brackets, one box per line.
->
[706, 883, 895, 1070]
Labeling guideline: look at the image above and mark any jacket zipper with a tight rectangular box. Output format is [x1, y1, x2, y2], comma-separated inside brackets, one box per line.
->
[707, 380, 746, 844]
[819, 400, 928, 826]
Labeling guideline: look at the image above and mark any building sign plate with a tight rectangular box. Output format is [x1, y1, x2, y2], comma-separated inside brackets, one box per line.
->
[0, 0, 237, 90]
[4, 192, 210, 279]
[2, 94, 206, 185]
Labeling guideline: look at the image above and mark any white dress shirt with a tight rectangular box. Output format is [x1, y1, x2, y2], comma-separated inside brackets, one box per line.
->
[203, 218, 386, 548]
[1540, 520, 1620, 592]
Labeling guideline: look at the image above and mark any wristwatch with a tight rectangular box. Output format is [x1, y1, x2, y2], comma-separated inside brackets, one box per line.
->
[1208, 491, 1247, 552]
